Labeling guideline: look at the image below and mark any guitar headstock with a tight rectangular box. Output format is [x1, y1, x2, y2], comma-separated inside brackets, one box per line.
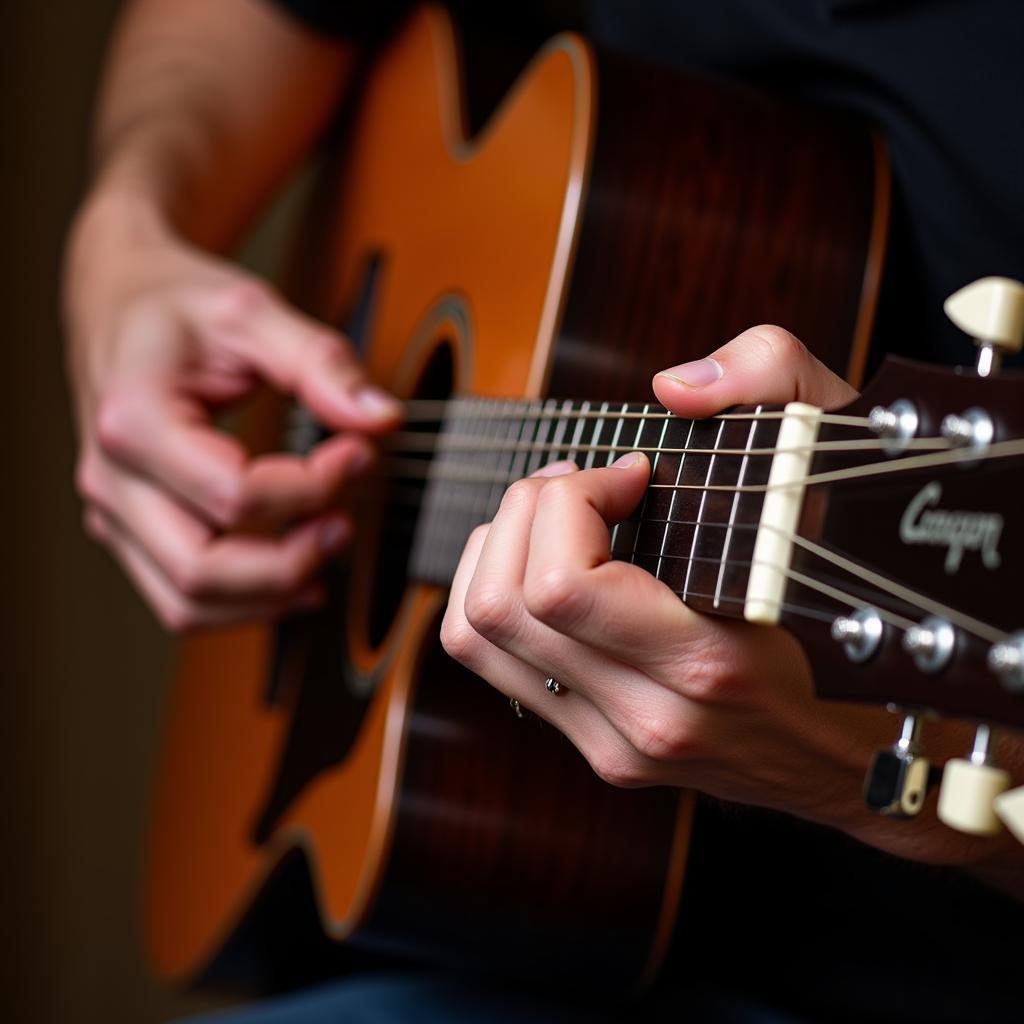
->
[788, 356, 1024, 726]
[774, 278, 1024, 840]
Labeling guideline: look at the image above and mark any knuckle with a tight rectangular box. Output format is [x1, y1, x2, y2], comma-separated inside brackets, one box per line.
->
[159, 600, 199, 634]
[464, 582, 520, 643]
[169, 555, 211, 601]
[589, 748, 647, 789]
[744, 324, 808, 368]
[74, 455, 105, 506]
[523, 566, 589, 628]
[537, 474, 574, 506]
[81, 507, 107, 543]
[439, 612, 482, 665]
[209, 279, 274, 333]
[95, 393, 141, 457]
[208, 477, 246, 527]
[627, 708, 696, 762]
[467, 523, 491, 548]
[306, 327, 351, 367]
[672, 642, 740, 705]
[500, 478, 541, 512]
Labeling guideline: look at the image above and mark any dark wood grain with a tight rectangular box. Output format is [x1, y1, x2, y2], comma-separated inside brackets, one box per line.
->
[550, 53, 883, 401]
[362, 623, 685, 985]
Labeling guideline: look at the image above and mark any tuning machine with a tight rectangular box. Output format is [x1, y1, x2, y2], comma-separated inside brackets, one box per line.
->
[944, 276, 1024, 377]
[864, 711, 933, 818]
[937, 724, 1011, 836]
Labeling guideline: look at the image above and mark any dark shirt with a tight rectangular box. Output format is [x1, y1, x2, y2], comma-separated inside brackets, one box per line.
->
[265, 1, 1024, 1019]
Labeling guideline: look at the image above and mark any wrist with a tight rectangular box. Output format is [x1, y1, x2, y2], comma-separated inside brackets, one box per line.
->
[63, 185, 182, 331]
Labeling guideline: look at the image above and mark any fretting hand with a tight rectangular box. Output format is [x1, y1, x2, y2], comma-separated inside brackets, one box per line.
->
[441, 326, 1020, 870]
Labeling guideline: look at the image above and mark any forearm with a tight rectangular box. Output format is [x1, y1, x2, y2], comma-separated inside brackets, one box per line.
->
[81, 0, 356, 250]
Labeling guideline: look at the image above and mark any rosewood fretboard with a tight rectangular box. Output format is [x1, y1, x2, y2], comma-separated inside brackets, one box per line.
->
[400, 398, 780, 619]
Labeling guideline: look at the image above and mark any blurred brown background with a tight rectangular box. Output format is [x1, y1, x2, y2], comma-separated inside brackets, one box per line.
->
[5, 3, 293, 1020]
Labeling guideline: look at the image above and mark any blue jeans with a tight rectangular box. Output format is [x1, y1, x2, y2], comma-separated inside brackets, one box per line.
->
[180, 971, 803, 1023]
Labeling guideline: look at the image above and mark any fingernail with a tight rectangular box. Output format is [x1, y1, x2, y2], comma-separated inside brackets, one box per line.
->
[656, 356, 724, 388]
[611, 452, 642, 469]
[354, 385, 402, 421]
[531, 459, 577, 478]
[320, 518, 350, 553]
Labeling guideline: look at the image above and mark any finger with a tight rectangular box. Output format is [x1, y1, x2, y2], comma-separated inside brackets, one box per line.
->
[465, 462, 645, 671]
[96, 471, 351, 603]
[523, 454, 725, 674]
[651, 324, 858, 419]
[89, 507, 324, 631]
[191, 280, 402, 432]
[95, 385, 372, 527]
[441, 525, 647, 781]
[456, 472, 689, 740]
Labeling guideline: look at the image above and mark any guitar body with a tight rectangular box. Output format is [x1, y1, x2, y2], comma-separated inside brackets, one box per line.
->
[145, 6, 888, 992]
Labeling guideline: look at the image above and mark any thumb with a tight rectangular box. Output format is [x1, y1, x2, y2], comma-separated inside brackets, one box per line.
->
[195, 279, 403, 431]
[651, 324, 858, 419]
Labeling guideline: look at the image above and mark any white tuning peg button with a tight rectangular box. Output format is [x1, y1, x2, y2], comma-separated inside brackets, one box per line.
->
[944, 276, 1024, 375]
[937, 758, 1011, 836]
[994, 787, 1024, 845]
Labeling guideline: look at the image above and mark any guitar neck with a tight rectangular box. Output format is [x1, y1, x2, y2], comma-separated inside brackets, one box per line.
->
[402, 397, 780, 619]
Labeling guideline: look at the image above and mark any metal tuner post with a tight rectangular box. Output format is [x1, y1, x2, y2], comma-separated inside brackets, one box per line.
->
[864, 711, 932, 819]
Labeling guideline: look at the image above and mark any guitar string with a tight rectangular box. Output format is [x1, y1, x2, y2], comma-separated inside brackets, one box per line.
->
[648, 536, 1001, 642]
[376, 436, 1024, 492]
[397, 400, 870, 428]
[378, 485, 1010, 644]
[378, 470, 1010, 644]
[381, 432, 954, 458]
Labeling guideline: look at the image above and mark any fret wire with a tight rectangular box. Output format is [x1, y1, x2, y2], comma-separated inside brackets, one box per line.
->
[715, 408, 761, 610]
[655, 416, 693, 585]
[684, 419, 725, 600]
[605, 403, 628, 468]
[523, 398, 552, 478]
[567, 400, 591, 463]
[629, 405, 662, 567]
[485, 399, 521, 520]
[549, 398, 575, 475]
[607, 403, 630, 550]
[584, 402, 608, 470]
[511, 400, 540, 481]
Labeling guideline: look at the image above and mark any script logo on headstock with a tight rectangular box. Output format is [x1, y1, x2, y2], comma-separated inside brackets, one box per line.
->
[899, 481, 1003, 574]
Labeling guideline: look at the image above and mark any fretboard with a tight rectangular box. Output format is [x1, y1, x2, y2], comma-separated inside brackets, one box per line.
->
[404, 397, 780, 619]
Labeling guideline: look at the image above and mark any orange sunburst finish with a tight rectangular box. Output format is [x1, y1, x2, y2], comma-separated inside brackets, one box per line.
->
[145, 7, 603, 982]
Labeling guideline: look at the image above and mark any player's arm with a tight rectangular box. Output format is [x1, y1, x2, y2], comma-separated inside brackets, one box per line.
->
[64, 0, 401, 631]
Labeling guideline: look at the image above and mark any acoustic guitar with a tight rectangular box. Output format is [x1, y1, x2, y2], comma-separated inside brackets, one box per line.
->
[144, 4, 893, 992]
